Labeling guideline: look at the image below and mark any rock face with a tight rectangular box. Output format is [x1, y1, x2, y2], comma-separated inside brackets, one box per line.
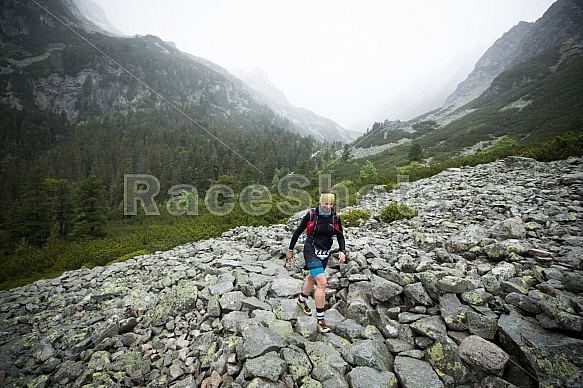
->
[1, 156, 582, 387]
[436, 0, 583, 130]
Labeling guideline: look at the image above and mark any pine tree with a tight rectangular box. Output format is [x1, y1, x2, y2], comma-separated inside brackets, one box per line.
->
[13, 168, 53, 247]
[408, 143, 423, 163]
[73, 175, 107, 239]
[341, 144, 351, 162]
[360, 160, 377, 181]
[51, 179, 75, 239]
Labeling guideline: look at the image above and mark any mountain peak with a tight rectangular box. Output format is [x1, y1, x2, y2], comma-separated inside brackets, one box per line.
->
[71, 0, 124, 35]
[237, 68, 290, 107]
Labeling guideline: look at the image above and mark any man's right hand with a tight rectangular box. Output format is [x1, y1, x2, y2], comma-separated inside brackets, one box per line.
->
[286, 250, 293, 261]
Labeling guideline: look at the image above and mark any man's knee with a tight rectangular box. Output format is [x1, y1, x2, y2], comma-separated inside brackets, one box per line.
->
[315, 274, 327, 288]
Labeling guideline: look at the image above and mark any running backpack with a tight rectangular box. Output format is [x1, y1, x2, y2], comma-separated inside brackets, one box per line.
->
[306, 208, 340, 235]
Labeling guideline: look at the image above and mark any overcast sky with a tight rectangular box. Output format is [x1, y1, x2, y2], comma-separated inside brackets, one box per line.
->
[92, 0, 555, 129]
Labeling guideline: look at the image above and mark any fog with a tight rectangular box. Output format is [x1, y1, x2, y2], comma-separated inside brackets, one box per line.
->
[91, 0, 555, 130]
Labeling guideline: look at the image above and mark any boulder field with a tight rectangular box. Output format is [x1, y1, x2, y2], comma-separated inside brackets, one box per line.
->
[1, 156, 582, 387]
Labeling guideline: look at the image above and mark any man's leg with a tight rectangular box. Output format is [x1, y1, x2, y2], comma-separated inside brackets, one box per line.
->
[297, 274, 315, 315]
[313, 273, 327, 309]
[302, 273, 316, 296]
[313, 273, 331, 333]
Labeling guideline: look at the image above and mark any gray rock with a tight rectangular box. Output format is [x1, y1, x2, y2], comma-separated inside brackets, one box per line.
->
[505, 292, 542, 314]
[394, 356, 444, 388]
[466, 311, 498, 339]
[241, 296, 272, 312]
[342, 339, 394, 371]
[219, 291, 245, 312]
[461, 289, 493, 306]
[496, 217, 526, 240]
[385, 338, 416, 353]
[437, 276, 481, 293]
[498, 310, 583, 388]
[245, 352, 286, 382]
[208, 280, 234, 295]
[561, 273, 583, 293]
[221, 311, 250, 333]
[426, 337, 467, 384]
[295, 315, 318, 339]
[439, 293, 473, 331]
[236, 326, 287, 360]
[445, 225, 488, 256]
[269, 278, 303, 298]
[334, 318, 365, 340]
[478, 375, 519, 388]
[347, 366, 398, 388]
[311, 363, 349, 388]
[410, 316, 448, 341]
[403, 282, 433, 306]
[281, 345, 311, 381]
[304, 341, 348, 373]
[459, 335, 509, 376]
[483, 240, 530, 261]
[370, 275, 404, 302]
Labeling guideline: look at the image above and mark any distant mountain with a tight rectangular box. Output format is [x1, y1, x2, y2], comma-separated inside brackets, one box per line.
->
[0, 0, 323, 206]
[441, 22, 534, 115]
[438, 0, 583, 122]
[0, 0, 352, 145]
[235, 68, 359, 143]
[349, 0, 583, 163]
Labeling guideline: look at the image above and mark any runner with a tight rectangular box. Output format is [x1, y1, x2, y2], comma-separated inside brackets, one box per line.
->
[286, 189, 347, 333]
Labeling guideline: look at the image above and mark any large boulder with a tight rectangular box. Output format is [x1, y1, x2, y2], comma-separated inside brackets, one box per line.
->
[498, 310, 583, 388]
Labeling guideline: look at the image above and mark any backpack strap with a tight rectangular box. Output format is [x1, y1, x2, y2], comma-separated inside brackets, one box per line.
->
[306, 208, 317, 235]
[332, 211, 340, 233]
[309, 208, 317, 222]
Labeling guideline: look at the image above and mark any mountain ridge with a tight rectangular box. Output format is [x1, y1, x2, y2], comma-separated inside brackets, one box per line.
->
[0, 0, 353, 143]
[233, 68, 359, 143]
[348, 0, 583, 164]
[73, 0, 357, 143]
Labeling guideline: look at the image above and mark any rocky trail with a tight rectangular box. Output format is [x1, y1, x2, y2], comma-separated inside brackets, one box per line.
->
[1, 156, 582, 388]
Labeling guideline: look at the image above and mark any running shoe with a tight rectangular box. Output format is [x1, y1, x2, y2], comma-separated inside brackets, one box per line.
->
[297, 299, 312, 315]
[317, 319, 331, 333]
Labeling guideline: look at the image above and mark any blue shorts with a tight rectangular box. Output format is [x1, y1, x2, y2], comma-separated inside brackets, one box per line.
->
[303, 243, 329, 277]
[309, 267, 325, 277]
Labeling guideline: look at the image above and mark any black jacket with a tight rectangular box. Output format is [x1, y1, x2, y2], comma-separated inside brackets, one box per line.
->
[289, 206, 346, 253]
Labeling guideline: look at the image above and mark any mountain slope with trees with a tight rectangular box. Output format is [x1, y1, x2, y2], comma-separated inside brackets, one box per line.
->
[0, 0, 328, 261]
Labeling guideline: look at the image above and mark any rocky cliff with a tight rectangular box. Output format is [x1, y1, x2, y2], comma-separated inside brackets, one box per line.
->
[1, 156, 582, 387]
[442, 22, 533, 112]
[443, 0, 583, 114]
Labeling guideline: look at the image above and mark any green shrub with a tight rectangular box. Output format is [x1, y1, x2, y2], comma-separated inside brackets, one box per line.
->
[379, 203, 418, 224]
[341, 209, 371, 227]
